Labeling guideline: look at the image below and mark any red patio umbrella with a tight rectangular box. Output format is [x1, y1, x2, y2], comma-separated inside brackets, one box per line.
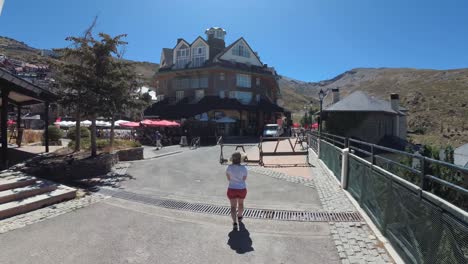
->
[120, 121, 140, 128]
[7, 120, 16, 126]
[141, 119, 180, 127]
[293, 123, 300, 128]
[311, 123, 319, 129]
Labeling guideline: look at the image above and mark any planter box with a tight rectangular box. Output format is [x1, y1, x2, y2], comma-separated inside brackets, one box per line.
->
[116, 147, 144, 161]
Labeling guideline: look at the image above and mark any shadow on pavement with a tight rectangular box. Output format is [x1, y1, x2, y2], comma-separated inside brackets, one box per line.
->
[71, 172, 135, 194]
[227, 222, 254, 254]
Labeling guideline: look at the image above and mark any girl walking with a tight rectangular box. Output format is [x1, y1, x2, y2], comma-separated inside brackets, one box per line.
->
[226, 152, 248, 230]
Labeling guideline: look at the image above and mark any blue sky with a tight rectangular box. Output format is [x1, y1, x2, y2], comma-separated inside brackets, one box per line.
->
[1, 0, 468, 81]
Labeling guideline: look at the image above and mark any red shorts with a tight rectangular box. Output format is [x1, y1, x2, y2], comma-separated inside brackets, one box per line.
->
[227, 188, 247, 199]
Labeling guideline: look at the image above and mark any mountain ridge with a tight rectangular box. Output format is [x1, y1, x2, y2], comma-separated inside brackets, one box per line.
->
[1, 36, 466, 147]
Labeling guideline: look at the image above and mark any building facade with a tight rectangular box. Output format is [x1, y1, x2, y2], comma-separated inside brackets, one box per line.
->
[145, 27, 285, 136]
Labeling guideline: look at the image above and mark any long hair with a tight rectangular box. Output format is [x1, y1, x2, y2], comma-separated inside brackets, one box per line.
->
[231, 152, 242, 165]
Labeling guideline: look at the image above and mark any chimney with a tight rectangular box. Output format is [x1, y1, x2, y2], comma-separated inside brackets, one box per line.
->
[390, 93, 399, 111]
[205, 27, 226, 60]
[177, 38, 183, 44]
[332, 88, 340, 104]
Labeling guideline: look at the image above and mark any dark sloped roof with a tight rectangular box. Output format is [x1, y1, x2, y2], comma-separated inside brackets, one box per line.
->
[162, 48, 173, 65]
[323, 91, 405, 115]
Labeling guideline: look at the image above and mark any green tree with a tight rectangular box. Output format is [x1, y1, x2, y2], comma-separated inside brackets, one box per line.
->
[57, 18, 146, 156]
[56, 21, 95, 152]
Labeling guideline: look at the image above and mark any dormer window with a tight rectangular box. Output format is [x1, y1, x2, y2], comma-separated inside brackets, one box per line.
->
[191, 46, 206, 68]
[175, 45, 190, 68]
[232, 44, 250, 58]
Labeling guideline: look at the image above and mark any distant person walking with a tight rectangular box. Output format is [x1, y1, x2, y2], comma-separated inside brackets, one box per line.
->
[155, 130, 162, 150]
[226, 152, 248, 230]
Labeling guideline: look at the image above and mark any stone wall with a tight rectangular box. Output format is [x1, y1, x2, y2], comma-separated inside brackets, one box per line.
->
[19, 147, 143, 181]
[116, 147, 143, 161]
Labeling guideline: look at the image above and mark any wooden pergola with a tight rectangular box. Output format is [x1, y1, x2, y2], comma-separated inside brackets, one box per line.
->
[0, 68, 56, 168]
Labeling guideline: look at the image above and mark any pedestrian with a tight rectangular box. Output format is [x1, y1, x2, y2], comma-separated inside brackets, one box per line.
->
[226, 152, 248, 230]
[155, 130, 162, 150]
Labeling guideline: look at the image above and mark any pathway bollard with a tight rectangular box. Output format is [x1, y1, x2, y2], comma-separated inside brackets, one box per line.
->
[341, 148, 349, 189]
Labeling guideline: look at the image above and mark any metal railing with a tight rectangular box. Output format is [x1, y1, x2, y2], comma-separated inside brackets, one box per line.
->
[307, 131, 468, 264]
[346, 137, 468, 210]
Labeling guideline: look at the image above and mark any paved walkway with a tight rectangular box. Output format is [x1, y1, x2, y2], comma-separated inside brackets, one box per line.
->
[0, 141, 395, 264]
[142, 144, 185, 159]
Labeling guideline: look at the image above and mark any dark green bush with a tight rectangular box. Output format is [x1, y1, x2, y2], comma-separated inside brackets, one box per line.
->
[67, 126, 90, 140]
[44, 126, 63, 142]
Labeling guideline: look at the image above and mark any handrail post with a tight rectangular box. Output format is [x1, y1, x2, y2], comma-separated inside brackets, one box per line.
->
[341, 148, 349, 189]
[420, 156, 427, 191]
[317, 133, 321, 158]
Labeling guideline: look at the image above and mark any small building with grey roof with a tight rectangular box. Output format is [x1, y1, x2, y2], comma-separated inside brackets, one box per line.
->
[321, 90, 407, 145]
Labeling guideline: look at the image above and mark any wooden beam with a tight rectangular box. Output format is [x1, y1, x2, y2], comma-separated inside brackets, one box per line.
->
[1, 88, 10, 168]
[44, 102, 49, 153]
[16, 105, 22, 147]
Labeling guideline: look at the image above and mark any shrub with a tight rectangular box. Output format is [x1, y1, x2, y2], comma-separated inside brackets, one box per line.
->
[68, 138, 141, 152]
[67, 126, 90, 140]
[45, 126, 63, 142]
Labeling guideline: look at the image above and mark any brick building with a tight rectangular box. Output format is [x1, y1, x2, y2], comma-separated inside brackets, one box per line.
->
[144, 27, 286, 136]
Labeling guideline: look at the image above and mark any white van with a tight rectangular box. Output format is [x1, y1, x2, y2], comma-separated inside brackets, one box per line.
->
[263, 124, 283, 137]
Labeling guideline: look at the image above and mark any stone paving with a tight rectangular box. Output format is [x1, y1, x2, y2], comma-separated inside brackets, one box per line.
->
[310, 151, 394, 264]
[246, 165, 316, 189]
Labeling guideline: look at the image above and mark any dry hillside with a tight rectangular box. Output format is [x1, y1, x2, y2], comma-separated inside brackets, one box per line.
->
[280, 68, 468, 147]
[0, 36, 159, 86]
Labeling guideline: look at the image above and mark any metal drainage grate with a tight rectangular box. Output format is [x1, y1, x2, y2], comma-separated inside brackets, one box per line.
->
[99, 188, 362, 222]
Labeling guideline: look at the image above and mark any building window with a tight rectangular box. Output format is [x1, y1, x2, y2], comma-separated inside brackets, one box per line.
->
[236, 74, 251, 88]
[232, 43, 250, 58]
[176, 47, 190, 68]
[200, 76, 208, 88]
[256, 78, 260, 86]
[195, 89, 204, 101]
[220, 73, 225, 80]
[256, 94, 260, 102]
[191, 46, 206, 68]
[176, 91, 184, 101]
[229, 91, 253, 104]
[175, 78, 190, 89]
[219, 91, 225, 98]
[190, 76, 208, 89]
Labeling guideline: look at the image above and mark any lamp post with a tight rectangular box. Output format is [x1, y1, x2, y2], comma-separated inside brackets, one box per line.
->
[318, 89, 325, 134]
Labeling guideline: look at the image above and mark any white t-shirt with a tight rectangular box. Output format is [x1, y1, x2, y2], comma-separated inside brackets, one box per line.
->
[226, 164, 247, 189]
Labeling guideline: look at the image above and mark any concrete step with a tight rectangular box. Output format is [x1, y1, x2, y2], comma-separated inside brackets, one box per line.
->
[0, 171, 24, 179]
[0, 181, 58, 204]
[0, 186, 77, 220]
[0, 176, 37, 192]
